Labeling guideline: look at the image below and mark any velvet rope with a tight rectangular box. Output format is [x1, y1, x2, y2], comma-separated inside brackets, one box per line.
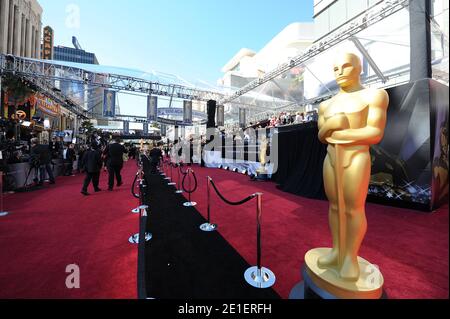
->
[182, 169, 198, 194]
[131, 172, 141, 199]
[209, 179, 257, 206]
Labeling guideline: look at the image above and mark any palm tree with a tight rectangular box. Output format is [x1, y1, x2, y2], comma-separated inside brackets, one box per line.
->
[1, 74, 35, 140]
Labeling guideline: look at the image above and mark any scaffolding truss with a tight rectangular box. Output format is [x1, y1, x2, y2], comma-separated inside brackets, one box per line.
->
[0, 54, 225, 119]
[219, 0, 410, 106]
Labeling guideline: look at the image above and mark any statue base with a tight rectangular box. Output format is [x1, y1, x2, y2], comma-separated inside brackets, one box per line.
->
[255, 171, 269, 181]
[289, 248, 385, 299]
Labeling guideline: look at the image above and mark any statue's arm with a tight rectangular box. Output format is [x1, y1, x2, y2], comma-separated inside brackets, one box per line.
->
[331, 90, 389, 145]
[318, 101, 350, 144]
[318, 101, 333, 143]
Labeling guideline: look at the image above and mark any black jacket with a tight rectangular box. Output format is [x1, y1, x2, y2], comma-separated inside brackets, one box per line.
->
[106, 143, 126, 167]
[30, 144, 52, 165]
[149, 148, 163, 164]
[81, 149, 102, 173]
[64, 148, 76, 162]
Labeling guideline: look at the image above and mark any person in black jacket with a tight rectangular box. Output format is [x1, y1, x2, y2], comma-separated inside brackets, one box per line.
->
[30, 138, 55, 185]
[80, 143, 102, 195]
[63, 143, 76, 176]
[106, 137, 126, 191]
[149, 144, 163, 174]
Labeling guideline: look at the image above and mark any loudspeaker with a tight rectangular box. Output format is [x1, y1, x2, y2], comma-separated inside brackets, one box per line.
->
[207, 100, 217, 128]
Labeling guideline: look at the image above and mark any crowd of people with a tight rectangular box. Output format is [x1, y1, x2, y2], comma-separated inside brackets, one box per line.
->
[1, 128, 140, 195]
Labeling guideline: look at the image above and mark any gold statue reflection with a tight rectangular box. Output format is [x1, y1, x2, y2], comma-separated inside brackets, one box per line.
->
[317, 53, 389, 281]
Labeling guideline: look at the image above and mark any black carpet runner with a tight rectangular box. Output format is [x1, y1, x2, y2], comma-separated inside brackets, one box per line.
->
[143, 173, 280, 299]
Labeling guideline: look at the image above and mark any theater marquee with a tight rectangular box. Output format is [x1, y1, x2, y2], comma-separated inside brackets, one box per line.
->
[42, 26, 54, 60]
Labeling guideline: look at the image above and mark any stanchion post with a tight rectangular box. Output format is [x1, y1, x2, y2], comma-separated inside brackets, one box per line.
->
[0, 171, 9, 217]
[207, 177, 211, 223]
[200, 176, 217, 232]
[256, 193, 262, 270]
[175, 164, 183, 194]
[129, 183, 152, 244]
[244, 192, 275, 289]
[188, 169, 191, 203]
[183, 168, 197, 207]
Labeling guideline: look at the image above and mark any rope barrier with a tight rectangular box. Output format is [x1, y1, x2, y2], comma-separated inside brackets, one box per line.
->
[205, 176, 276, 288]
[131, 171, 141, 199]
[209, 179, 257, 206]
[182, 169, 198, 194]
[179, 163, 189, 176]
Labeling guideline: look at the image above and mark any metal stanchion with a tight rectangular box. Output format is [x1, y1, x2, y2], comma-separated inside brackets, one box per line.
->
[175, 164, 183, 194]
[200, 177, 217, 232]
[129, 205, 152, 244]
[164, 163, 171, 181]
[183, 169, 197, 207]
[0, 171, 9, 217]
[131, 168, 145, 214]
[244, 193, 276, 289]
[167, 163, 176, 186]
[160, 159, 165, 176]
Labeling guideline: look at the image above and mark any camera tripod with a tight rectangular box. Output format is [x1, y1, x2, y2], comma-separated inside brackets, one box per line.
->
[23, 164, 40, 191]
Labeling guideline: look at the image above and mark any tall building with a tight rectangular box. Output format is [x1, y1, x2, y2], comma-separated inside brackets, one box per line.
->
[53, 37, 103, 117]
[53, 38, 99, 64]
[219, 22, 315, 89]
[0, 0, 42, 58]
[218, 22, 315, 123]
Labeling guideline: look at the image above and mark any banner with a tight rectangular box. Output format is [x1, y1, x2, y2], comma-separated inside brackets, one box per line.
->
[35, 93, 60, 117]
[143, 122, 149, 136]
[123, 121, 129, 135]
[63, 130, 73, 143]
[183, 100, 193, 124]
[103, 90, 116, 118]
[161, 124, 167, 137]
[147, 95, 158, 122]
[239, 108, 246, 129]
[216, 105, 225, 127]
[367, 79, 448, 211]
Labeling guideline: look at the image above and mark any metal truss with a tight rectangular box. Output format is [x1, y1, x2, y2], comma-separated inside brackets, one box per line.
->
[0, 54, 224, 104]
[219, 0, 410, 105]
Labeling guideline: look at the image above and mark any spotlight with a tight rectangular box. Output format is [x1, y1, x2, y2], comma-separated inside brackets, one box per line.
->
[224, 167, 229, 170]
[242, 170, 248, 175]
[218, 165, 223, 169]
[233, 168, 239, 173]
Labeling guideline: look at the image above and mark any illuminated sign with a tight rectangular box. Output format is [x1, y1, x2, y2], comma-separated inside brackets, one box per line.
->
[36, 93, 60, 117]
[42, 26, 54, 60]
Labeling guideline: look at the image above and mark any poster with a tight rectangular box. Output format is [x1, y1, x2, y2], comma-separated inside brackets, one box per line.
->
[103, 90, 116, 118]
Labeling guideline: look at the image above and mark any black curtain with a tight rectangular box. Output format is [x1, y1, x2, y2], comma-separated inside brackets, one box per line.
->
[272, 122, 328, 200]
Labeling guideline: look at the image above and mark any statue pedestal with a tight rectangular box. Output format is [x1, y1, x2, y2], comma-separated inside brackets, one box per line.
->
[290, 248, 385, 299]
[255, 169, 269, 181]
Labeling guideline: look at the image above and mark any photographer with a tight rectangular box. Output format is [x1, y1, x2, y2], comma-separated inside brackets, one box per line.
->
[30, 138, 55, 186]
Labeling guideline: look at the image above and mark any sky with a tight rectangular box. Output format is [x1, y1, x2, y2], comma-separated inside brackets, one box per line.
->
[38, 0, 314, 115]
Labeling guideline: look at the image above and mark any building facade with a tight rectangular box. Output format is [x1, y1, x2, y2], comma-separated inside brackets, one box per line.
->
[219, 22, 315, 89]
[0, 0, 42, 58]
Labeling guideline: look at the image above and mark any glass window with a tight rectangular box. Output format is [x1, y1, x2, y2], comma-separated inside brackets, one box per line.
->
[315, 10, 330, 40]
[329, 0, 348, 31]
[346, 0, 369, 20]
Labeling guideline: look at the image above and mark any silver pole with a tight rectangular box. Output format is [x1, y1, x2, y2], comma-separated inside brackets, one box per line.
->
[0, 171, 9, 217]
[200, 176, 217, 232]
[244, 192, 275, 288]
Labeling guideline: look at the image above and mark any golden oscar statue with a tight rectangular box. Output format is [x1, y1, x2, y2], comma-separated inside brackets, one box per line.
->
[257, 135, 269, 175]
[304, 53, 389, 299]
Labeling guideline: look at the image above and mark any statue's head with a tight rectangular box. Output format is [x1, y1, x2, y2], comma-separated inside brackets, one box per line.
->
[333, 53, 362, 89]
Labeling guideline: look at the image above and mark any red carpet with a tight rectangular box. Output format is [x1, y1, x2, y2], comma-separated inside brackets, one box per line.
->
[174, 165, 449, 299]
[0, 161, 140, 299]
[1, 161, 448, 299]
